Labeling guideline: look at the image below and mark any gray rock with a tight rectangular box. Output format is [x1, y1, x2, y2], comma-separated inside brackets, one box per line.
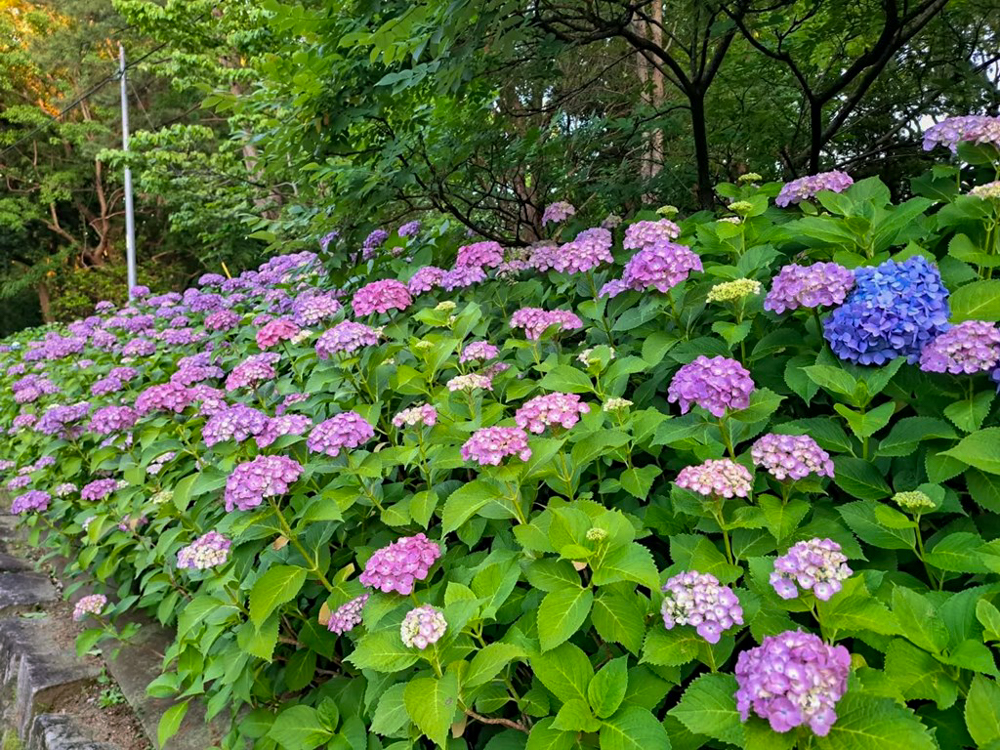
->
[29, 714, 118, 750]
[0, 552, 31, 572]
[0, 571, 58, 614]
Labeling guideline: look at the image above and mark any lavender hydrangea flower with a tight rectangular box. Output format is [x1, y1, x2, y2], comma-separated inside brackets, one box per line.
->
[735, 630, 850, 736]
[660, 571, 744, 644]
[292, 292, 342, 326]
[509, 307, 583, 340]
[922, 115, 1000, 152]
[352, 279, 413, 317]
[223, 455, 303, 512]
[256, 414, 311, 448]
[604, 241, 701, 296]
[205, 309, 241, 332]
[359, 534, 442, 595]
[319, 230, 339, 252]
[81, 478, 119, 502]
[135, 382, 192, 415]
[88, 406, 139, 436]
[315, 321, 380, 358]
[307, 412, 375, 456]
[824, 256, 950, 365]
[676, 459, 753, 498]
[398, 221, 421, 237]
[456, 241, 504, 269]
[407, 266, 446, 295]
[392, 404, 437, 428]
[541, 201, 576, 226]
[400, 605, 447, 649]
[623, 219, 681, 250]
[461, 427, 532, 466]
[11, 490, 50, 514]
[770, 538, 852, 601]
[440, 264, 487, 291]
[203, 404, 270, 447]
[35, 402, 91, 437]
[751, 434, 834, 481]
[72, 594, 108, 622]
[459, 341, 499, 363]
[775, 171, 853, 207]
[919, 320, 1000, 374]
[177, 531, 232, 570]
[363, 229, 389, 252]
[225, 353, 280, 391]
[515, 392, 590, 434]
[54, 483, 76, 497]
[764, 263, 855, 314]
[553, 228, 614, 274]
[327, 594, 369, 634]
[668, 356, 755, 417]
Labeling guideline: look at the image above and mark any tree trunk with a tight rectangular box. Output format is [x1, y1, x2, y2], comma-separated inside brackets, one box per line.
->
[689, 91, 714, 209]
[37, 281, 53, 323]
[808, 97, 823, 174]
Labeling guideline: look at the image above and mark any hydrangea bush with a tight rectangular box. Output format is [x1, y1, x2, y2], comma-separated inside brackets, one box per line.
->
[3, 137, 1000, 750]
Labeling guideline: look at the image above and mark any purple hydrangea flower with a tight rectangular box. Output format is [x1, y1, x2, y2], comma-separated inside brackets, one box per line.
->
[81, 478, 119, 502]
[515, 392, 590, 434]
[461, 426, 532, 466]
[770, 538, 852, 601]
[509, 307, 583, 340]
[824, 256, 950, 365]
[72, 594, 108, 622]
[315, 321, 380, 358]
[319, 230, 339, 252]
[623, 219, 681, 250]
[407, 266, 446, 295]
[668, 356, 755, 417]
[292, 292, 342, 326]
[923, 115, 1000, 152]
[606, 241, 701, 296]
[135, 382, 192, 415]
[676, 459, 753, 498]
[359, 534, 442, 595]
[223, 455, 303, 512]
[735, 630, 850, 736]
[88, 406, 139, 436]
[764, 263, 855, 314]
[400, 605, 447, 649]
[307, 412, 375, 457]
[529, 243, 559, 272]
[541, 201, 576, 226]
[661, 571, 744, 644]
[398, 221, 421, 237]
[352, 279, 413, 317]
[11, 490, 50, 514]
[553, 228, 614, 274]
[205, 309, 241, 332]
[919, 320, 1000, 374]
[776, 171, 854, 207]
[440, 264, 487, 291]
[35, 402, 91, 437]
[459, 341, 499, 363]
[363, 229, 389, 252]
[751, 434, 834, 481]
[203, 404, 270, 447]
[256, 414, 312, 448]
[327, 594, 369, 635]
[225, 353, 280, 391]
[177, 531, 232, 570]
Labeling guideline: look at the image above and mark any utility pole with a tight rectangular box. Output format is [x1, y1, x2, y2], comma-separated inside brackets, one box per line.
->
[119, 44, 137, 299]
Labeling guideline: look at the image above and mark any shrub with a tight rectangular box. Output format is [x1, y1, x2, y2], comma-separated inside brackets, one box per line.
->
[2, 136, 1000, 750]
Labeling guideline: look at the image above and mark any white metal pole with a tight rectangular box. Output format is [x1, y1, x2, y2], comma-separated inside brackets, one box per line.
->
[119, 44, 137, 299]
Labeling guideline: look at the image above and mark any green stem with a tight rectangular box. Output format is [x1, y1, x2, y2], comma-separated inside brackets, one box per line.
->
[717, 417, 736, 460]
[267, 498, 335, 593]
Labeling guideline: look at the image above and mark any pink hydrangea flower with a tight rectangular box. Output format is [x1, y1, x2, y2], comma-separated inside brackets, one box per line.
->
[623, 219, 681, 249]
[617, 241, 702, 294]
[359, 534, 442, 595]
[392, 404, 438, 428]
[509, 307, 583, 340]
[256, 318, 300, 349]
[307, 412, 375, 457]
[676, 459, 753, 498]
[661, 571, 743, 644]
[327, 593, 369, 634]
[400, 605, 448, 649]
[456, 241, 504, 269]
[459, 341, 499, 363]
[225, 353, 280, 392]
[751, 434, 834, 481]
[667, 356, 755, 417]
[223, 455, 303, 512]
[542, 201, 576, 226]
[408, 266, 446, 295]
[352, 279, 413, 317]
[177, 531, 232, 570]
[515, 392, 590, 434]
[461, 426, 532, 466]
[73, 594, 108, 622]
[553, 228, 614, 274]
[315, 321, 380, 358]
[770, 538, 852, 601]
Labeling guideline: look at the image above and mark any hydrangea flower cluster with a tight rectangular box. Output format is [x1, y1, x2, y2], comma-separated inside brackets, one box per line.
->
[81, 478, 121, 502]
[88, 405, 138, 435]
[455, 241, 504, 269]
[707, 278, 761, 303]
[447, 373, 493, 392]
[256, 318, 300, 349]
[509, 307, 583, 339]
[72, 594, 108, 622]
[970, 181, 1000, 201]
[922, 115, 1000, 152]
[35, 402, 91, 437]
[751, 434, 834, 481]
[623, 219, 681, 249]
[359, 534, 441, 595]
[541, 201, 576, 226]
[660, 571, 744, 644]
[735, 630, 850, 736]
[11, 490, 50, 514]
[392, 404, 437, 428]
[440, 264, 487, 291]
[668, 355, 755, 417]
[292, 292, 341, 326]
[553, 228, 614, 274]
[400, 605, 447, 649]
[203, 404, 270, 447]
[307, 412, 374, 456]
[461, 426, 532, 466]
[398, 220, 421, 237]
[352, 279, 413, 317]
[775, 171, 854, 207]
[459, 341, 498, 363]
[764, 263, 855, 314]
[824, 256, 950, 364]
[327, 594, 369, 635]
[205, 309, 241, 331]
[676, 459, 753, 498]
[918, 320, 1000, 374]
[256, 414, 311, 448]
[515, 392, 590, 434]
[177, 531, 232, 570]
[315, 321, 380, 358]
[408, 266, 446, 295]
[223, 455, 303, 512]
[892, 490, 936, 512]
[225, 353, 280, 391]
[771, 538, 852, 601]
[605, 241, 702, 296]
[135, 382, 192, 415]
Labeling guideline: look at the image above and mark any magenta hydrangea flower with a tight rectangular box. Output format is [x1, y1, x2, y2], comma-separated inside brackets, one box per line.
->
[88, 406, 138, 436]
[515, 392, 590, 434]
[541, 201, 576, 226]
[315, 321, 380, 358]
[400, 605, 448, 649]
[11, 490, 50, 514]
[676, 459, 753, 498]
[205, 309, 241, 331]
[177, 531, 232, 570]
[668, 356, 755, 417]
[770, 538, 852, 601]
[509, 307, 583, 340]
[751, 434, 834, 481]
[735, 630, 850, 736]
[81, 478, 119, 502]
[456, 241, 504, 269]
[776, 171, 854, 207]
[307, 412, 375, 457]
[392, 404, 437, 428]
[408, 266, 446, 295]
[461, 426, 532, 466]
[359, 533, 442, 595]
[617, 241, 702, 294]
[623, 219, 681, 250]
[256, 318, 301, 350]
[72, 594, 108, 622]
[459, 341, 499, 363]
[223, 455, 303, 512]
[764, 263, 855, 314]
[661, 571, 744, 644]
[553, 228, 614, 274]
[225, 353, 280, 392]
[203, 404, 270, 447]
[923, 114, 1000, 152]
[919, 321, 1000, 374]
[256, 414, 311, 448]
[327, 593, 369, 635]
[352, 279, 413, 317]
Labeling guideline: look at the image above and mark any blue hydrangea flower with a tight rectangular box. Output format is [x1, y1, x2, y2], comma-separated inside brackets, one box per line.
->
[823, 256, 950, 365]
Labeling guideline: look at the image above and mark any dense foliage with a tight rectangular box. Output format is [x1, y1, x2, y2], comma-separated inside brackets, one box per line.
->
[3, 130, 1000, 750]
